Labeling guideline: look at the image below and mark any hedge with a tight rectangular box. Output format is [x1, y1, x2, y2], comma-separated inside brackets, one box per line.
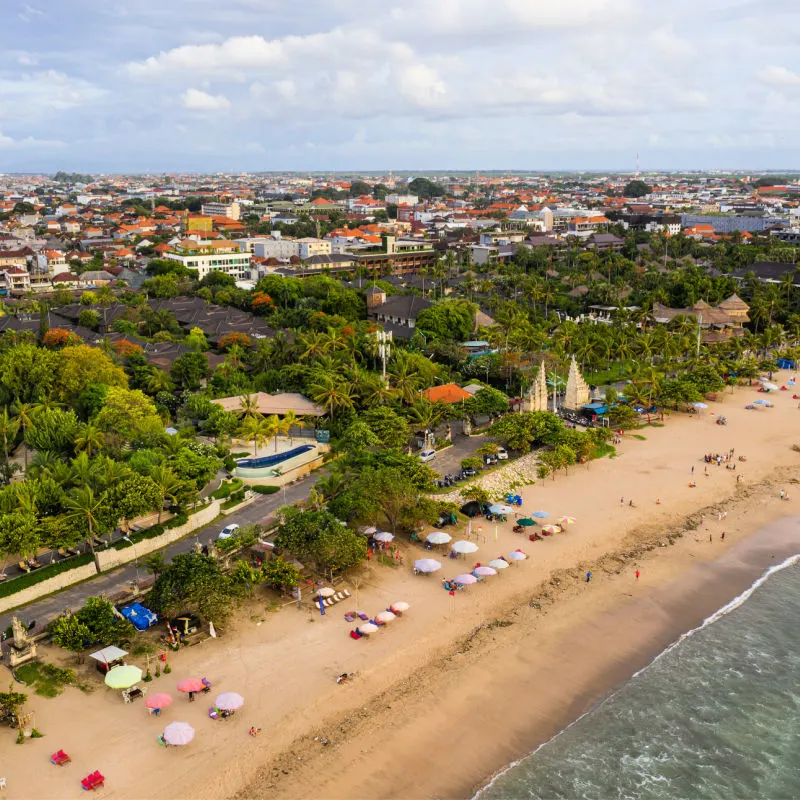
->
[0, 552, 95, 599]
[114, 512, 190, 550]
[221, 490, 246, 511]
[250, 485, 279, 495]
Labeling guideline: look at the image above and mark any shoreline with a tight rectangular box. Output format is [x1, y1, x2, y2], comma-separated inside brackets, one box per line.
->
[237, 471, 800, 800]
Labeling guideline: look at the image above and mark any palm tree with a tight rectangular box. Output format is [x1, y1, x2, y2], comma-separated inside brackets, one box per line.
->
[238, 394, 260, 419]
[149, 464, 187, 523]
[146, 370, 174, 395]
[0, 408, 20, 485]
[74, 422, 105, 457]
[309, 375, 355, 422]
[388, 363, 422, 404]
[281, 410, 299, 446]
[239, 414, 271, 456]
[62, 486, 107, 556]
[11, 402, 36, 471]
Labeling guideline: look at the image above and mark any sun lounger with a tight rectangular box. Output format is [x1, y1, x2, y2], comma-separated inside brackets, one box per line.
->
[81, 770, 104, 791]
[349, 630, 362, 640]
[341, 589, 351, 598]
[344, 613, 355, 622]
[50, 750, 71, 766]
[357, 611, 369, 621]
[333, 592, 346, 602]
[208, 707, 220, 720]
[370, 618, 384, 626]
[17, 562, 30, 573]
[324, 597, 336, 607]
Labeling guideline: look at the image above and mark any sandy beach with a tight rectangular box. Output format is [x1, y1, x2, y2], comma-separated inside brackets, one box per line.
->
[2, 375, 800, 800]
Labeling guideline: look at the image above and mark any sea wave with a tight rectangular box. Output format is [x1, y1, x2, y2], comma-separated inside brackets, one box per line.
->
[474, 551, 800, 798]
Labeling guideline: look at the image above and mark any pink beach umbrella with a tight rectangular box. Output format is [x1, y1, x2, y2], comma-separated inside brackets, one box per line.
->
[454, 573, 478, 585]
[375, 611, 397, 624]
[177, 678, 206, 694]
[473, 566, 497, 577]
[214, 692, 244, 711]
[145, 693, 174, 710]
[162, 721, 195, 746]
[390, 602, 410, 614]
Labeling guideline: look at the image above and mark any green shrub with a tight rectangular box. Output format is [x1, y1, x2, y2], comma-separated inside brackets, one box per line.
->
[0, 552, 95, 599]
[223, 456, 236, 472]
[250, 485, 279, 495]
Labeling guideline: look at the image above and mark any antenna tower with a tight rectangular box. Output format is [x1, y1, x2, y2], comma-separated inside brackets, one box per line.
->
[635, 152, 640, 179]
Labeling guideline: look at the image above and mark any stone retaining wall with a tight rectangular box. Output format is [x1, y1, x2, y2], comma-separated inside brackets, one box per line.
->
[0, 563, 99, 615]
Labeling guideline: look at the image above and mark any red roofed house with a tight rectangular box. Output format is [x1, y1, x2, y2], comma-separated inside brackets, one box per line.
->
[421, 383, 472, 404]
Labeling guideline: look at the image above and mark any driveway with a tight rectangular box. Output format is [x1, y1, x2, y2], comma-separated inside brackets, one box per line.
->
[0, 470, 326, 635]
[430, 433, 487, 477]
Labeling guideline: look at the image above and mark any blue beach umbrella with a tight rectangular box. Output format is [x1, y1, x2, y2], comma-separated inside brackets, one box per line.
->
[531, 511, 550, 518]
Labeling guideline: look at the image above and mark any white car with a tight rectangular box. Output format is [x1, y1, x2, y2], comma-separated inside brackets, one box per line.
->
[419, 449, 436, 463]
[217, 523, 240, 541]
[497, 447, 509, 460]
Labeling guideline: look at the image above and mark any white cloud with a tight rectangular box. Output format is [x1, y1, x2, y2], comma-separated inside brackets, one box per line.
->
[758, 65, 800, 86]
[181, 88, 231, 110]
[0, 129, 64, 149]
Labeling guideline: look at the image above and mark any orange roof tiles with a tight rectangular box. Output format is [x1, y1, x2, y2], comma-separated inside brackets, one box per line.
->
[421, 383, 472, 404]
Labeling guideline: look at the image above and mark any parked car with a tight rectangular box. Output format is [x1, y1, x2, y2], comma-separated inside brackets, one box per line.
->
[497, 447, 509, 460]
[462, 466, 477, 477]
[419, 449, 436, 463]
[483, 454, 498, 466]
[217, 523, 240, 541]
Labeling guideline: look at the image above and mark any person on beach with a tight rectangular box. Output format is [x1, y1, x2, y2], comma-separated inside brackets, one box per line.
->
[709, 534, 712, 543]
[780, 490, 786, 500]
[721, 532, 726, 541]
[188, 691, 195, 703]
[635, 569, 640, 580]
[691, 466, 694, 474]
[586, 571, 592, 583]
[620, 496, 624, 506]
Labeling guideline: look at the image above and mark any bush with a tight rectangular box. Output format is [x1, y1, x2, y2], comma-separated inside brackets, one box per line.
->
[223, 456, 236, 472]
[221, 489, 246, 510]
[250, 485, 279, 495]
[0, 552, 95, 599]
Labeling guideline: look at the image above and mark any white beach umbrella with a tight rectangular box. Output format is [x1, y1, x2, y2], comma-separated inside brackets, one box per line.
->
[426, 531, 452, 545]
[473, 566, 497, 577]
[163, 721, 195, 746]
[361, 526, 378, 536]
[507, 550, 527, 561]
[762, 383, 778, 391]
[454, 573, 478, 585]
[451, 540, 479, 554]
[488, 504, 514, 515]
[414, 558, 442, 573]
[315, 587, 336, 598]
[390, 601, 410, 612]
[373, 532, 394, 543]
[375, 611, 396, 624]
[488, 559, 510, 570]
[357, 623, 379, 635]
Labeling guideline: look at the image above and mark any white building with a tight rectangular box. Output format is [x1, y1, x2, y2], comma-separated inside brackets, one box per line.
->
[297, 237, 331, 260]
[200, 201, 241, 221]
[164, 241, 252, 281]
[252, 238, 300, 259]
[386, 193, 419, 206]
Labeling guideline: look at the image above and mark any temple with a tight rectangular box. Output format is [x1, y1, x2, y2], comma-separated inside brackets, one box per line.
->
[564, 357, 591, 411]
[522, 361, 549, 412]
[651, 295, 749, 344]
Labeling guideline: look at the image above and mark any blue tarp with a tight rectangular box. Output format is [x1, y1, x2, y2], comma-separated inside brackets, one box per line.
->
[778, 358, 796, 370]
[120, 603, 158, 631]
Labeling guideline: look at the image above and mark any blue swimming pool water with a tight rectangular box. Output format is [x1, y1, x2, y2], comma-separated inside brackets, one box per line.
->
[235, 444, 315, 470]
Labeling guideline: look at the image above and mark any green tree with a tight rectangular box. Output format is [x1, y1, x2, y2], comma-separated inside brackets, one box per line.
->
[275, 509, 367, 573]
[0, 343, 60, 402]
[105, 474, 162, 532]
[94, 387, 163, 444]
[170, 352, 210, 390]
[57, 344, 127, 403]
[261, 558, 301, 592]
[50, 614, 91, 653]
[623, 180, 652, 198]
[415, 299, 477, 342]
[62, 485, 108, 555]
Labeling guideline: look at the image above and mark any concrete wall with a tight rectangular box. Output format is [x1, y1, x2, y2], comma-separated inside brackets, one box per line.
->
[0, 500, 223, 615]
[238, 453, 326, 487]
[0, 563, 98, 615]
[95, 500, 222, 571]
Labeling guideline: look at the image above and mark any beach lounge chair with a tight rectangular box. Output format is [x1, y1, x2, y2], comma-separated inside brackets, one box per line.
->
[349, 630, 362, 640]
[81, 771, 104, 791]
[208, 707, 220, 720]
[50, 750, 71, 766]
[344, 613, 355, 622]
[357, 611, 369, 621]
[333, 592, 346, 602]
[17, 561, 30, 573]
[341, 589, 351, 598]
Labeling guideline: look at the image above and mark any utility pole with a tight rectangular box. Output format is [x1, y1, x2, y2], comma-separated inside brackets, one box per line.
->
[376, 330, 392, 383]
[696, 313, 702, 357]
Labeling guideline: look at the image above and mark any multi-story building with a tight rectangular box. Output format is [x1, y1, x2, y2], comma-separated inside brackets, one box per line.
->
[385, 193, 419, 206]
[200, 201, 241, 221]
[164, 240, 252, 281]
[297, 237, 332, 260]
[251, 238, 300, 259]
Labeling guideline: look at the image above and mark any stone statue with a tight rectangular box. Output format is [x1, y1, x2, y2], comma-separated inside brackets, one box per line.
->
[11, 616, 31, 650]
[7, 616, 37, 667]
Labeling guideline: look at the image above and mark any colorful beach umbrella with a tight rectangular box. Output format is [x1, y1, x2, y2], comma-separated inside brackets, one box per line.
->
[507, 551, 527, 561]
[145, 693, 174, 710]
[488, 559, 510, 570]
[753, 399, 771, 406]
[177, 678, 206, 694]
[104, 665, 142, 689]
[516, 518, 536, 527]
[762, 383, 778, 391]
[214, 692, 244, 711]
[414, 558, 442, 573]
[375, 611, 396, 623]
[373, 531, 394, 543]
[454, 573, 478, 585]
[473, 566, 497, 577]
[426, 531, 452, 545]
[541, 524, 562, 534]
[488, 504, 514, 515]
[451, 540, 479, 554]
[163, 721, 195, 746]
[531, 511, 550, 518]
[390, 601, 410, 613]
[555, 516, 576, 526]
[357, 623, 378, 635]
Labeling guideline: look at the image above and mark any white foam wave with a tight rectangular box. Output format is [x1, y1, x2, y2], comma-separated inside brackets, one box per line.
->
[474, 553, 800, 798]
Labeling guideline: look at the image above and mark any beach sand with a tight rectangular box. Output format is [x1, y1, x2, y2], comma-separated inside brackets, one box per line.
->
[2, 375, 800, 800]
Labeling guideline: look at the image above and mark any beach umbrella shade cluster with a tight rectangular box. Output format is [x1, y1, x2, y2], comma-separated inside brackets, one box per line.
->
[163, 721, 195, 746]
[373, 532, 394, 543]
[375, 611, 396, 623]
[177, 678, 206, 694]
[454, 574, 478, 585]
[488, 559, 510, 570]
[414, 558, 442, 573]
[215, 692, 244, 711]
[451, 540, 479, 554]
[473, 566, 497, 577]
[104, 665, 142, 689]
[426, 531, 452, 545]
[145, 693, 173, 710]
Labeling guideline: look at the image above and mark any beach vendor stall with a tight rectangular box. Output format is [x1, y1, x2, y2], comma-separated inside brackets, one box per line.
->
[89, 646, 128, 675]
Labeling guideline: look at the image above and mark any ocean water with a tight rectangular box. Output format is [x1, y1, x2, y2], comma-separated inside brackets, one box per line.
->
[479, 557, 800, 800]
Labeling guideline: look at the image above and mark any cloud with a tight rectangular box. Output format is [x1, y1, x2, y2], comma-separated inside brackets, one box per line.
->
[0, 129, 64, 149]
[18, 3, 45, 22]
[181, 88, 231, 110]
[758, 65, 800, 86]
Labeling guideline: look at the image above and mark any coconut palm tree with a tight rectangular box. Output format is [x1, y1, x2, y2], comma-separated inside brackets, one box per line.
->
[239, 414, 272, 457]
[309, 375, 355, 422]
[0, 408, 20, 485]
[238, 393, 260, 419]
[11, 402, 36, 471]
[74, 422, 105, 457]
[280, 410, 299, 446]
[149, 463, 187, 523]
[62, 486, 107, 556]
[146, 370, 174, 395]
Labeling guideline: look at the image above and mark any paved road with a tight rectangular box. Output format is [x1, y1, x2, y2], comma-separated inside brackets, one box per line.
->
[0, 471, 324, 634]
[431, 433, 487, 478]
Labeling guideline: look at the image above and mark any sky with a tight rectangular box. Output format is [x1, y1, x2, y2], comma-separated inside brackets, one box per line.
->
[1, 0, 800, 173]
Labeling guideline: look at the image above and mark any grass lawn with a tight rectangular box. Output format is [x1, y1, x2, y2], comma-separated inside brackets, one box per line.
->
[15, 662, 86, 698]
